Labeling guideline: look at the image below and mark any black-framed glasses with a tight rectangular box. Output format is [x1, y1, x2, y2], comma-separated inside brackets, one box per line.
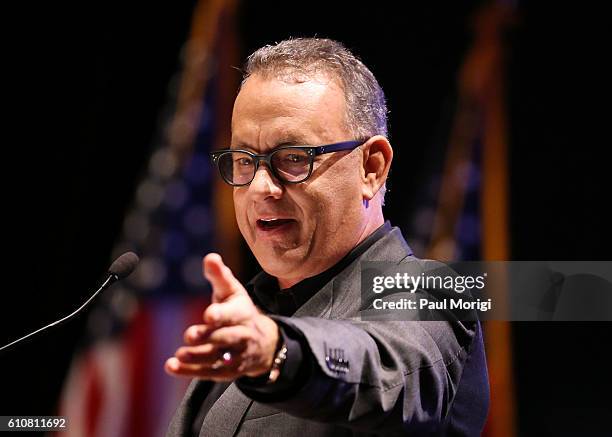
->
[209, 140, 364, 186]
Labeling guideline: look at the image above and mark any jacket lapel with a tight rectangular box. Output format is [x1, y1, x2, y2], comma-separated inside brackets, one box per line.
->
[199, 383, 253, 436]
[166, 379, 213, 436]
[293, 227, 413, 319]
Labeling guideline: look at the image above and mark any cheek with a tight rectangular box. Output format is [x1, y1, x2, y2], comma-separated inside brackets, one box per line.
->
[233, 192, 250, 232]
[311, 164, 361, 204]
[301, 179, 358, 225]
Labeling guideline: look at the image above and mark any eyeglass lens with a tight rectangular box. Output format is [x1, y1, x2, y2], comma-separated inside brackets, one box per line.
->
[217, 149, 312, 185]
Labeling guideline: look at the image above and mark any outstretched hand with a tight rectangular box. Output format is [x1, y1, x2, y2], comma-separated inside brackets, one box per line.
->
[165, 253, 279, 382]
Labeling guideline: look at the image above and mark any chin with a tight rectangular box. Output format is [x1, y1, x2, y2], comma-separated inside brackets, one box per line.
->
[254, 246, 306, 278]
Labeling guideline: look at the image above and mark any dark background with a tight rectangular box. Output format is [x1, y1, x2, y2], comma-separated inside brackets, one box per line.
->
[1, 1, 610, 435]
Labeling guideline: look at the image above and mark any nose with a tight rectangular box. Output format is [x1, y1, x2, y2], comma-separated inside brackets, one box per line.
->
[248, 164, 283, 200]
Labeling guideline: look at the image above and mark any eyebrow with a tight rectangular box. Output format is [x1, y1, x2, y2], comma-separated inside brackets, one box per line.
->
[231, 137, 311, 152]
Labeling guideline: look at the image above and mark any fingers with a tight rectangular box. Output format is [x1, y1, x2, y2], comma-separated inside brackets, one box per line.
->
[203, 253, 246, 303]
[206, 325, 252, 345]
[175, 325, 252, 363]
[166, 325, 253, 380]
[175, 343, 245, 366]
[200, 253, 258, 327]
[203, 297, 255, 327]
[166, 326, 252, 381]
[174, 343, 219, 365]
[183, 324, 215, 345]
[164, 357, 242, 381]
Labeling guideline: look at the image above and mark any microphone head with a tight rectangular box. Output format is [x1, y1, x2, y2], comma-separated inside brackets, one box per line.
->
[108, 251, 140, 280]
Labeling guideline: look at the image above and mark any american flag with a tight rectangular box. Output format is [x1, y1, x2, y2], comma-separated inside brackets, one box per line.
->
[55, 1, 239, 435]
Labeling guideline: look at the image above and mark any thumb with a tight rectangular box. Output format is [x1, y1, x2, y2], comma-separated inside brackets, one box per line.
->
[203, 253, 245, 303]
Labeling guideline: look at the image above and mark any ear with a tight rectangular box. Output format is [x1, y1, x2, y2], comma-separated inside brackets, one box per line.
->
[360, 135, 393, 201]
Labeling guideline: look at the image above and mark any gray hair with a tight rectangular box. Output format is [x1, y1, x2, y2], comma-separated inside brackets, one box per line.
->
[241, 38, 388, 140]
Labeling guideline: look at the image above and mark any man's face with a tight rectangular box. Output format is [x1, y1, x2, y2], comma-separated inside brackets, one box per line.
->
[231, 74, 368, 287]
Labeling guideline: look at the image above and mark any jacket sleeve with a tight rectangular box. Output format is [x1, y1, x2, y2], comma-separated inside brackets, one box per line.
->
[237, 314, 482, 435]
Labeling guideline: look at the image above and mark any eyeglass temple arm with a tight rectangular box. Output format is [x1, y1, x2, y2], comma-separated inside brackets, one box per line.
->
[313, 140, 363, 155]
[210, 140, 364, 159]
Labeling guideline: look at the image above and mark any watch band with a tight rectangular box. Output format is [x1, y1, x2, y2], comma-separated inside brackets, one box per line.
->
[267, 342, 288, 384]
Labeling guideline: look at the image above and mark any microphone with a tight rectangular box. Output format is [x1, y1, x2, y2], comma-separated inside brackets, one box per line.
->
[0, 251, 140, 352]
[108, 251, 140, 281]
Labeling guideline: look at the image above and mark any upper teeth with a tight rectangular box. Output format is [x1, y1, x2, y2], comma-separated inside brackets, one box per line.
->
[261, 219, 278, 222]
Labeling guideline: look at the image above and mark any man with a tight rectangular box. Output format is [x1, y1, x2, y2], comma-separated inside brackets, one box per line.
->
[165, 38, 489, 436]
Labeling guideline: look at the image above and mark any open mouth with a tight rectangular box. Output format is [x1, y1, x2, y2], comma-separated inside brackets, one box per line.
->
[256, 218, 296, 231]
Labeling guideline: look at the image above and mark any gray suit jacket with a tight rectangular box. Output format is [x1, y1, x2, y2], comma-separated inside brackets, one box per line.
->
[167, 227, 490, 436]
